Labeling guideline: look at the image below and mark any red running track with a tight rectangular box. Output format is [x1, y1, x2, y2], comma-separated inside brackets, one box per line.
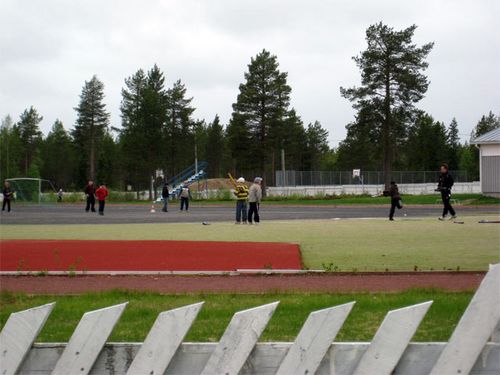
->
[0, 240, 302, 272]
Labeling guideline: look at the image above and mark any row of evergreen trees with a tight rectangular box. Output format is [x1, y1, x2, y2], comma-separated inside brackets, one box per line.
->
[1, 22, 499, 193]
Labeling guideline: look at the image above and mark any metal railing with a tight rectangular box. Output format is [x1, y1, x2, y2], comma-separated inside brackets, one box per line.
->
[276, 170, 470, 186]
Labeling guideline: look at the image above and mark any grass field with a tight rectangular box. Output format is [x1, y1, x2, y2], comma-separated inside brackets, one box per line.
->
[1, 216, 498, 271]
[0, 289, 472, 342]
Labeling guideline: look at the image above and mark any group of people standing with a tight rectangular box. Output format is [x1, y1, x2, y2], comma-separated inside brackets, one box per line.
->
[233, 177, 263, 224]
[84, 180, 109, 215]
[160, 181, 191, 212]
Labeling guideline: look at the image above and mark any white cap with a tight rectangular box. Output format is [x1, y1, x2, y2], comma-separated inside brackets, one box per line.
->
[254, 177, 263, 183]
[236, 177, 245, 183]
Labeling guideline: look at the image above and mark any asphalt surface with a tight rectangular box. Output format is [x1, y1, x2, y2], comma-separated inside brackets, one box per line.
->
[0, 203, 498, 225]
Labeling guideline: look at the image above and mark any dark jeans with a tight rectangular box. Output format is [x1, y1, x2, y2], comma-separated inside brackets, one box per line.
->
[389, 198, 402, 219]
[2, 199, 11, 212]
[162, 197, 168, 212]
[86, 195, 96, 212]
[180, 197, 189, 211]
[236, 201, 247, 223]
[248, 202, 260, 223]
[441, 191, 456, 217]
[98, 200, 105, 214]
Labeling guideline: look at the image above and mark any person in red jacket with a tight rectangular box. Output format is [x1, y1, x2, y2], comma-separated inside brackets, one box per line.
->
[95, 183, 109, 216]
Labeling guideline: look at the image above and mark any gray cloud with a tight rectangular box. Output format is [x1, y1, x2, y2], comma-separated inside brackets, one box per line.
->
[1, 0, 499, 146]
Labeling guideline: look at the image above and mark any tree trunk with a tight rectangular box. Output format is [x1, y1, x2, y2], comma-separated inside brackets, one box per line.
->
[383, 72, 392, 190]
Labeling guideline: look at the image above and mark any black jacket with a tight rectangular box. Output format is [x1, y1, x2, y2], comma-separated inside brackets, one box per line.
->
[438, 173, 454, 191]
[84, 185, 95, 195]
[162, 185, 169, 199]
[2, 187, 13, 200]
[389, 184, 401, 199]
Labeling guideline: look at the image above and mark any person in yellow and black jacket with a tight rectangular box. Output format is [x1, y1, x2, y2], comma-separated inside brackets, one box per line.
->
[234, 177, 249, 224]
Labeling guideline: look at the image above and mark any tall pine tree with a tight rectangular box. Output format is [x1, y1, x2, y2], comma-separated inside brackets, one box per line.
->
[17, 106, 43, 175]
[229, 49, 292, 180]
[341, 23, 433, 188]
[73, 75, 110, 183]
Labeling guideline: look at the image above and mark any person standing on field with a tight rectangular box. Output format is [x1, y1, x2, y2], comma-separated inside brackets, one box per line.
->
[384, 181, 402, 221]
[161, 182, 169, 212]
[95, 183, 109, 216]
[234, 177, 249, 224]
[248, 177, 262, 224]
[437, 163, 457, 221]
[84, 180, 96, 212]
[2, 180, 13, 213]
[179, 181, 191, 211]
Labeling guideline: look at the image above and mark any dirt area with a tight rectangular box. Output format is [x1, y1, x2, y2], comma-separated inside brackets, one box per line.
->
[0, 272, 484, 294]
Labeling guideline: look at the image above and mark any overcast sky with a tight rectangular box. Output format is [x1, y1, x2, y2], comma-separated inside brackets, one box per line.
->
[1, 0, 499, 146]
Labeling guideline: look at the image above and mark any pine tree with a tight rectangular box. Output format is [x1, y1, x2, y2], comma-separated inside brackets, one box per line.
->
[304, 121, 330, 171]
[72, 75, 110, 182]
[230, 49, 292, 179]
[474, 111, 500, 137]
[166, 79, 195, 174]
[405, 113, 448, 170]
[17, 106, 43, 175]
[205, 115, 225, 177]
[0, 115, 23, 181]
[446, 118, 461, 170]
[341, 23, 433, 188]
[40, 120, 76, 188]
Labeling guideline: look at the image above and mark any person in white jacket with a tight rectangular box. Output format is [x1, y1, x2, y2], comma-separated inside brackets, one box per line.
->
[248, 177, 262, 224]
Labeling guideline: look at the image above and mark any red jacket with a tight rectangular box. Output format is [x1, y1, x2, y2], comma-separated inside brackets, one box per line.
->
[95, 186, 109, 201]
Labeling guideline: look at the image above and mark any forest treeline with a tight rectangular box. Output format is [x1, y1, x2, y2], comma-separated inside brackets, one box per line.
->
[1, 23, 499, 193]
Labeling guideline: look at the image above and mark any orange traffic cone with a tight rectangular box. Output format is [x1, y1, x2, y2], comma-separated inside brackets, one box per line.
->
[150, 204, 156, 213]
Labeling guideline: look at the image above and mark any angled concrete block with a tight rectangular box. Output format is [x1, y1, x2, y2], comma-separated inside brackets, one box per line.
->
[0, 302, 55, 375]
[51, 302, 127, 375]
[353, 301, 432, 375]
[431, 263, 500, 375]
[200, 302, 279, 375]
[276, 302, 355, 375]
[126, 302, 203, 375]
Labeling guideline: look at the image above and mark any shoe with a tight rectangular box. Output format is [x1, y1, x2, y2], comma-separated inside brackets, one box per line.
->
[389, 218, 394, 221]
[91, 210, 96, 213]
[99, 212, 104, 216]
[449, 215, 457, 220]
[438, 216, 447, 221]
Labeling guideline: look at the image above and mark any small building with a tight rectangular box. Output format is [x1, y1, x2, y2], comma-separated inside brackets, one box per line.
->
[472, 127, 500, 198]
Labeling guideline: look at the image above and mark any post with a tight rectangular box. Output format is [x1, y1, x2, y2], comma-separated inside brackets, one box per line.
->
[281, 148, 286, 187]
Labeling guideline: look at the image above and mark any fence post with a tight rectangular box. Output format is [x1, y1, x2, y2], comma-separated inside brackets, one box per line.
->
[201, 302, 279, 375]
[430, 263, 500, 375]
[352, 301, 432, 375]
[0, 302, 55, 375]
[51, 303, 127, 375]
[126, 302, 204, 375]
[276, 302, 355, 375]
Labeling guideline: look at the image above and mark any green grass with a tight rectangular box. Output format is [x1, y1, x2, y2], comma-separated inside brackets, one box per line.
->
[0, 290, 473, 342]
[2, 216, 499, 271]
[50, 193, 500, 205]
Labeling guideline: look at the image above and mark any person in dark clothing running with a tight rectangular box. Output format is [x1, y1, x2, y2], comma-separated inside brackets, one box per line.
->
[384, 181, 403, 221]
[84, 180, 96, 212]
[161, 182, 169, 212]
[437, 163, 456, 221]
[2, 180, 14, 213]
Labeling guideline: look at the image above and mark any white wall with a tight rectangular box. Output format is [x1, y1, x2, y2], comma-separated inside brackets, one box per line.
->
[267, 182, 481, 197]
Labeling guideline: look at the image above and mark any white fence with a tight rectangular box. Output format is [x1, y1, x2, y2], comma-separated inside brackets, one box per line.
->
[268, 182, 481, 197]
[1, 264, 499, 375]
